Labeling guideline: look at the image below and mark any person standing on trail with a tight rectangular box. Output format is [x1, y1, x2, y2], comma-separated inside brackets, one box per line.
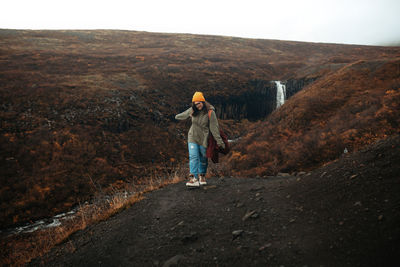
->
[175, 92, 225, 187]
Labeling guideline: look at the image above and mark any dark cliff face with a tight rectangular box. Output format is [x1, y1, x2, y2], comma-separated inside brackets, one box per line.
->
[285, 78, 317, 99]
[209, 80, 275, 121]
[208, 78, 316, 121]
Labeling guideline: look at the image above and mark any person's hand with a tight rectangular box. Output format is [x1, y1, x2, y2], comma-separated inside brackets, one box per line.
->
[218, 143, 225, 150]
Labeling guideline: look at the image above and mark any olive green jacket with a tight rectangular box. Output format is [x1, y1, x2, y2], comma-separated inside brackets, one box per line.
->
[175, 104, 224, 148]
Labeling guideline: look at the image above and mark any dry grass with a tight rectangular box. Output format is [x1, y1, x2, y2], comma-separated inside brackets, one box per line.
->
[0, 165, 187, 267]
[207, 157, 232, 178]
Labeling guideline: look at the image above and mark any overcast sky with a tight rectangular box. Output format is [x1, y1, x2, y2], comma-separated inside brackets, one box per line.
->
[1, 0, 400, 46]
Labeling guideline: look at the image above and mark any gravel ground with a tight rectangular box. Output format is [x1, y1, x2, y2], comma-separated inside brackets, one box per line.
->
[31, 135, 400, 267]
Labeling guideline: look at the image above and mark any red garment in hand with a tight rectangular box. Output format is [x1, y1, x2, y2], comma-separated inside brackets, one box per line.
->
[206, 109, 230, 163]
[206, 129, 229, 163]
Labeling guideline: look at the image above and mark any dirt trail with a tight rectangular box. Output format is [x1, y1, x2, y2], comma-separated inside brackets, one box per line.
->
[31, 136, 400, 267]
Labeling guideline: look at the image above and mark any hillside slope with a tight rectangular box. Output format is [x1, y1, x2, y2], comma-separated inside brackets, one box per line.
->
[1, 29, 399, 228]
[228, 58, 400, 176]
[28, 135, 400, 267]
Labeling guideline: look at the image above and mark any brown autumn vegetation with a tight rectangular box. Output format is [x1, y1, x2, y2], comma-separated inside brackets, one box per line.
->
[228, 58, 400, 176]
[1, 165, 188, 267]
[1, 29, 400, 231]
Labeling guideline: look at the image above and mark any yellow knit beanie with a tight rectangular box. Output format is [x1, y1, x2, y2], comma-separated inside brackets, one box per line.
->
[192, 91, 205, 102]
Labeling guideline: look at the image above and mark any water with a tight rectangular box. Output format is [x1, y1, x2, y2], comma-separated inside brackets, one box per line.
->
[1, 209, 78, 236]
[228, 137, 241, 143]
[2, 190, 133, 236]
[275, 81, 286, 108]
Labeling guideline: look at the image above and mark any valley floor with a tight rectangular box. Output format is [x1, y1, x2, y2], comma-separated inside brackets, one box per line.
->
[30, 136, 400, 267]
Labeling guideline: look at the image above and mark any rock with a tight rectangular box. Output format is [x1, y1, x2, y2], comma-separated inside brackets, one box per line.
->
[235, 202, 244, 208]
[259, 243, 272, 251]
[181, 232, 198, 243]
[163, 254, 185, 267]
[242, 210, 257, 221]
[232, 230, 244, 239]
[295, 206, 304, 212]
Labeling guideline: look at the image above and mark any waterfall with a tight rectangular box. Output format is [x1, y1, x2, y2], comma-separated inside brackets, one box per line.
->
[275, 81, 286, 108]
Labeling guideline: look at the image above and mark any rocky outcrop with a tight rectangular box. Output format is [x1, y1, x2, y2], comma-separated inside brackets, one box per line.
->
[209, 80, 276, 121]
[285, 78, 317, 99]
[209, 78, 316, 120]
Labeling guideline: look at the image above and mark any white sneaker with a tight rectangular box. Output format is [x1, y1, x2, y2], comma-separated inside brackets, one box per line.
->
[199, 175, 207, 185]
[186, 176, 200, 187]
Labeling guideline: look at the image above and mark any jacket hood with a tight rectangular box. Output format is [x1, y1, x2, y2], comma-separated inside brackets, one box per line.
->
[205, 101, 215, 111]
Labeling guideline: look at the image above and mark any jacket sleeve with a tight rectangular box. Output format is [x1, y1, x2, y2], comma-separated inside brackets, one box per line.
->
[175, 107, 192, 120]
[209, 110, 225, 148]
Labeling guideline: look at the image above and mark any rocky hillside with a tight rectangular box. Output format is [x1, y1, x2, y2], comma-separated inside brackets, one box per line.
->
[228, 58, 400, 176]
[1, 29, 399, 229]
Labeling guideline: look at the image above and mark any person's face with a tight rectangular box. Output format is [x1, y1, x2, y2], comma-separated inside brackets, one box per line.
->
[194, 101, 204, 110]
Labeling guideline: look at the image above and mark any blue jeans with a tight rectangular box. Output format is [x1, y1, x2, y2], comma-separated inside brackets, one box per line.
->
[188, 142, 208, 178]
